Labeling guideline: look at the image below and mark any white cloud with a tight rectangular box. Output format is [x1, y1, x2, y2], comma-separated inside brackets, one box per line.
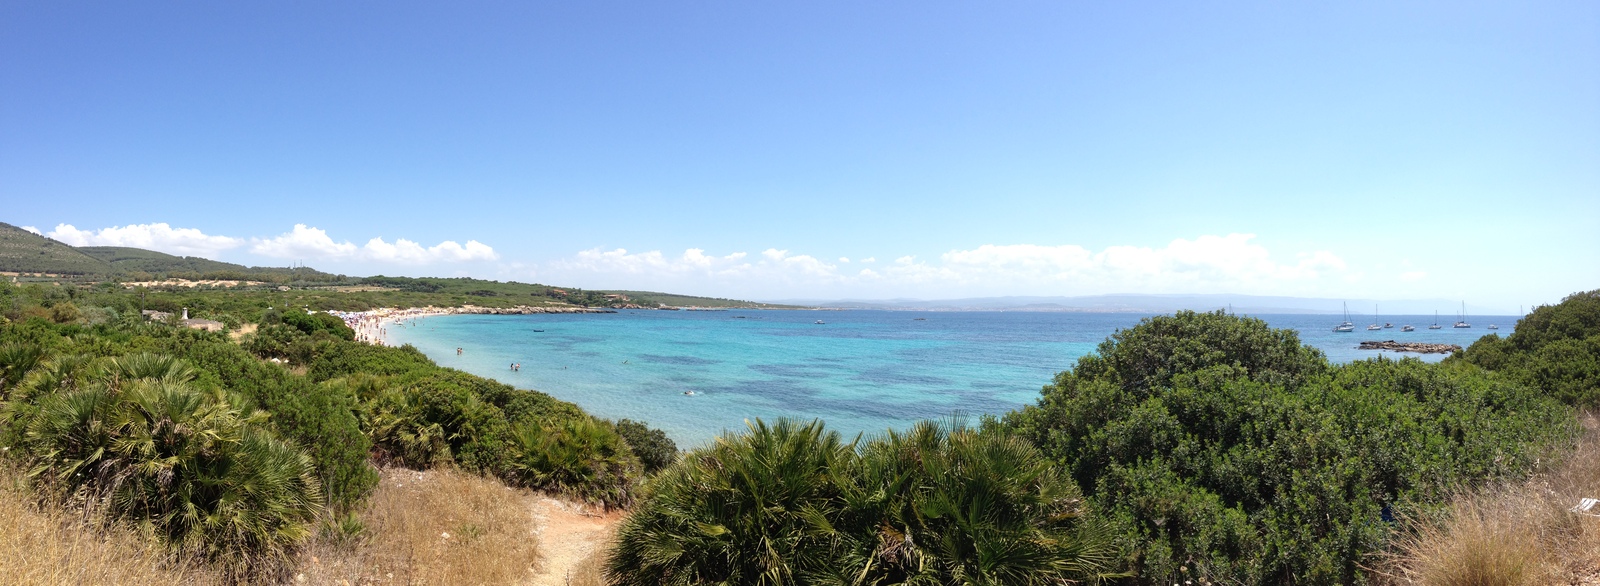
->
[839, 257, 850, 263]
[551, 247, 841, 285]
[45, 223, 244, 258]
[932, 234, 1345, 292]
[20, 226, 41, 235]
[541, 233, 1351, 298]
[250, 224, 497, 264]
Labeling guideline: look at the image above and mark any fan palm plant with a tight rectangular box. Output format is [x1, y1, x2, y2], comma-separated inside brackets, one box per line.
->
[14, 354, 322, 577]
[609, 418, 1124, 586]
[103, 352, 198, 387]
[834, 420, 1122, 585]
[608, 418, 856, 586]
[363, 387, 455, 467]
[0, 341, 46, 397]
[508, 416, 638, 508]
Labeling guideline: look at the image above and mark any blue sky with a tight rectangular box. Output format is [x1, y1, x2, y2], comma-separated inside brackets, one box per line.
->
[2, 2, 1595, 310]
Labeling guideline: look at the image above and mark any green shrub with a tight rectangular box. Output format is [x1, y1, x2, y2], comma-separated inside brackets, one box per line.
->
[1456, 289, 1600, 407]
[10, 353, 321, 578]
[279, 309, 354, 341]
[1005, 311, 1575, 585]
[615, 418, 677, 474]
[608, 418, 1122, 585]
[176, 338, 375, 511]
[609, 418, 853, 584]
[507, 417, 638, 508]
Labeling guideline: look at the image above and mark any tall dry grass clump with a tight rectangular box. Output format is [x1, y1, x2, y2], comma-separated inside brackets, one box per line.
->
[566, 545, 611, 586]
[297, 466, 540, 585]
[0, 464, 221, 586]
[1384, 412, 1600, 585]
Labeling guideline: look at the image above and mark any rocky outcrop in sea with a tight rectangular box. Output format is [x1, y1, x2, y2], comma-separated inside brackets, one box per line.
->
[1358, 340, 1462, 354]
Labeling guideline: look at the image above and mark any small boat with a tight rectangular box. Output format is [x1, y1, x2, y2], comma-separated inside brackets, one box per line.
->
[1384, 323, 1393, 329]
[531, 329, 545, 332]
[1334, 303, 1355, 332]
[814, 320, 826, 325]
[1487, 324, 1499, 330]
[1429, 311, 1442, 330]
[1453, 301, 1471, 328]
[913, 317, 927, 321]
[682, 390, 696, 396]
[1401, 325, 1415, 332]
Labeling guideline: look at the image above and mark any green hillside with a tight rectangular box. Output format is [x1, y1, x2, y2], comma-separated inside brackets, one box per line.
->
[0, 222, 111, 275]
[602, 290, 803, 309]
[78, 246, 338, 281]
[0, 222, 782, 308]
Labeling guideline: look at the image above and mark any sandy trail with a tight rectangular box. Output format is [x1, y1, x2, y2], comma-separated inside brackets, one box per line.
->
[526, 497, 621, 586]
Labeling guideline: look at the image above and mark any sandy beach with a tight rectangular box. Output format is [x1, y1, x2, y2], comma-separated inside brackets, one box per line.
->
[328, 305, 616, 347]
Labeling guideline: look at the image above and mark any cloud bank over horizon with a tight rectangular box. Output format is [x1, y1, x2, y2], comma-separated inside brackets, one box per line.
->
[16, 219, 1558, 309]
[537, 233, 1368, 300]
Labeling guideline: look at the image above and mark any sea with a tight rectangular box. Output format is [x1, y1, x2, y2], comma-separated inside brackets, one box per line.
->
[385, 309, 1517, 449]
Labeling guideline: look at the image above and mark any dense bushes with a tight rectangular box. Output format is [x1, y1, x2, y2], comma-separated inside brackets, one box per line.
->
[1456, 289, 1600, 407]
[354, 364, 640, 507]
[0, 297, 667, 576]
[609, 418, 1120, 585]
[3, 353, 321, 577]
[1004, 311, 1576, 585]
[171, 334, 376, 511]
[616, 418, 678, 474]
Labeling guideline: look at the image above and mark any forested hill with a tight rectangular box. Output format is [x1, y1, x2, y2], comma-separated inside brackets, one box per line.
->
[0, 222, 109, 275]
[0, 222, 790, 310]
[0, 222, 339, 281]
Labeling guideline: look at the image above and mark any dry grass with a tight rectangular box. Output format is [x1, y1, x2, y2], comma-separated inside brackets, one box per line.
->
[565, 544, 610, 586]
[296, 466, 541, 585]
[1383, 411, 1600, 585]
[0, 464, 221, 586]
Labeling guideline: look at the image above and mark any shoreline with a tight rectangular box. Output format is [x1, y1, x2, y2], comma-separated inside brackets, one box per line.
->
[328, 304, 616, 346]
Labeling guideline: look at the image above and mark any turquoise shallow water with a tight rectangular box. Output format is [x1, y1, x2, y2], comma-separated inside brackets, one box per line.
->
[386, 310, 1516, 449]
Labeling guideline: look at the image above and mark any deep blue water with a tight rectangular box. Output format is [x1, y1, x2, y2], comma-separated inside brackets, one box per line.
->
[385, 310, 1517, 449]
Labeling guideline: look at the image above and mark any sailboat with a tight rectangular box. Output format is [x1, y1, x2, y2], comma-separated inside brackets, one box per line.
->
[1454, 301, 1471, 328]
[1333, 303, 1355, 332]
[1429, 311, 1442, 330]
[1367, 304, 1383, 331]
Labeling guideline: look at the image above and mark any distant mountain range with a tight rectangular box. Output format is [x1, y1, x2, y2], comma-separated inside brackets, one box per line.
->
[769, 294, 1514, 316]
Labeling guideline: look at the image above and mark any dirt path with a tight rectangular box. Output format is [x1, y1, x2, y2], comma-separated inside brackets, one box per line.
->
[526, 497, 622, 586]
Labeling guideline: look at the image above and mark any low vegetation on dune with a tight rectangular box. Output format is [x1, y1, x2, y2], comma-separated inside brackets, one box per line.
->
[1454, 289, 1600, 407]
[0, 278, 673, 580]
[604, 293, 1597, 586]
[609, 418, 1122, 585]
[2, 271, 1596, 585]
[1003, 310, 1576, 584]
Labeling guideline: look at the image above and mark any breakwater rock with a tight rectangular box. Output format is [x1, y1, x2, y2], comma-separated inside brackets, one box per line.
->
[458, 305, 617, 315]
[1358, 340, 1462, 354]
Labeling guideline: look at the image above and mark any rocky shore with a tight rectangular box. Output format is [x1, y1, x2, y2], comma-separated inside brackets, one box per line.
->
[1358, 340, 1462, 354]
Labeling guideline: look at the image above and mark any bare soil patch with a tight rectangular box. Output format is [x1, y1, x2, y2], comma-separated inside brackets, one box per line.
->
[526, 496, 622, 586]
